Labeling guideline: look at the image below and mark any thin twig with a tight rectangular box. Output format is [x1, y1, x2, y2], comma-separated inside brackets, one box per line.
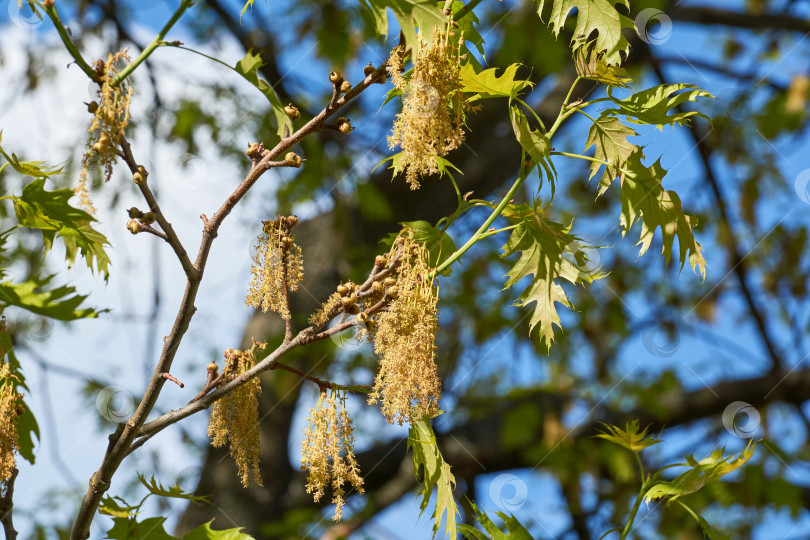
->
[160, 372, 184, 388]
[0, 467, 19, 540]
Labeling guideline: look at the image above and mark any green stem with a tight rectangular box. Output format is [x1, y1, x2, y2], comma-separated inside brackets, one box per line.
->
[432, 162, 528, 277]
[479, 224, 519, 238]
[514, 97, 546, 131]
[111, 0, 194, 87]
[167, 43, 235, 71]
[550, 151, 633, 177]
[562, 76, 582, 108]
[620, 452, 647, 540]
[453, 0, 485, 20]
[41, 2, 98, 81]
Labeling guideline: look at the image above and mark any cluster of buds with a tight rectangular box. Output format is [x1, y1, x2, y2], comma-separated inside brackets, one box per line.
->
[284, 103, 300, 121]
[336, 117, 352, 135]
[245, 142, 269, 161]
[245, 215, 303, 319]
[207, 348, 263, 487]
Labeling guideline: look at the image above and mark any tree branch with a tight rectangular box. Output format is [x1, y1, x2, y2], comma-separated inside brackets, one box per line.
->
[0, 467, 18, 540]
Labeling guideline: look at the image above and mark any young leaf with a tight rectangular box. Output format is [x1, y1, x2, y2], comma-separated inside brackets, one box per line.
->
[458, 500, 534, 539]
[501, 203, 601, 351]
[408, 415, 460, 539]
[138, 473, 211, 504]
[182, 521, 253, 539]
[99, 496, 140, 518]
[595, 420, 662, 452]
[0, 275, 102, 320]
[618, 151, 707, 277]
[5, 178, 111, 279]
[509, 106, 556, 193]
[538, 0, 634, 65]
[459, 63, 533, 101]
[106, 517, 176, 540]
[358, 0, 445, 51]
[234, 50, 293, 139]
[0, 136, 64, 179]
[574, 44, 631, 87]
[643, 440, 757, 505]
[584, 116, 638, 194]
[604, 84, 714, 130]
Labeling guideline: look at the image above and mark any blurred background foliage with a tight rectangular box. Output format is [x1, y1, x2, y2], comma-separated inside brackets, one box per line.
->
[2, 0, 810, 538]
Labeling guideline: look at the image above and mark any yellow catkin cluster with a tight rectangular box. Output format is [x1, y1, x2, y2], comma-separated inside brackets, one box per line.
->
[301, 389, 364, 520]
[208, 348, 263, 487]
[308, 291, 341, 328]
[0, 362, 22, 483]
[388, 26, 466, 189]
[246, 216, 303, 319]
[78, 50, 134, 213]
[369, 235, 441, 424]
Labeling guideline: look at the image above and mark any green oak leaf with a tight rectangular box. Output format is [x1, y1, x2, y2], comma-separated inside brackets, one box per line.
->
[358, 0, 445, 51]
[500, 203, 601, 350]
[618, 151, 707, 277]
[138, 474, 211, 504]
[509, 105, 556, 194]
[99, 496, 140, 518]
[4, 178, 111, 279]
[538, 0, 634, 66]
[644, 440, 757, 505]
[604, 84, 714, 130]
[595, 420, 662, 452]
[408, 415, 460, 539]
[234, 50, 293, 139]
[583, 116, 638, 194]
[460, 63, 533, 101]
[458, 500, 534, 539]
[106, 517, 176, 540]
[182, 521, 253, 539]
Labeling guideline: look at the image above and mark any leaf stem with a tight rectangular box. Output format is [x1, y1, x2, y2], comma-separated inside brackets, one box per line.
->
[432, 160, 528, 277]
[41, 2, 98, 82]
[453, 0, 485, 21]
[620, 452, 647, 540]
[110, 0, 194, 87]
[550, 151, 634, 177]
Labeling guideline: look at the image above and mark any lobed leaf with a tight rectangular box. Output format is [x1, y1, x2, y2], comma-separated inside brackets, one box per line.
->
[644, 440, 757, 505]
[138, 473, 211, 504]
[538, 0, 634, 65]
[458, 500, 534, 539]
[408, 415, 460, 539]
[595, 420, 662, 452]
[5, 178, 111, 279]
[460, 63, 533, 101]
[603, 84, 714, 130]
[500, 203, 602, 350]
[358, 0, 445, 51]
[234, 50, 293, 140]
[509, 105, 556, 194]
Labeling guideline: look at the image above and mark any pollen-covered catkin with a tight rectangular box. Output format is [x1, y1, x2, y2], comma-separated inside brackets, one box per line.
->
[78, 50, 134, 214]
[208, 348, 263, 487]
[387, 27, 467, 189]
[368, 234, 441, 424]
[301, 389, 364, 520]
[246, 216, 303, 319]
[0, 361, 22, 483]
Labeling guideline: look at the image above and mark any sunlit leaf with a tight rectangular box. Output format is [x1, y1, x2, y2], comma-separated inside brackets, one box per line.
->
[458, 500, 533, 539]
[501, 202, 602, 350]
[99, 496, 140, 518]
[595, 420, 662, 452]
[4, 178, 111, 279]
[509, 105, 556, 193]
[644, 440, 757, 504]
[460, 63, 533, 101]
[538, 0, 634, 65]
[408, 415, 460, 539]
[358, 0, 445, 51]
[138, 474, 211, 504]
[604, 84, 713, 130]
[234, 50, 293, 139]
